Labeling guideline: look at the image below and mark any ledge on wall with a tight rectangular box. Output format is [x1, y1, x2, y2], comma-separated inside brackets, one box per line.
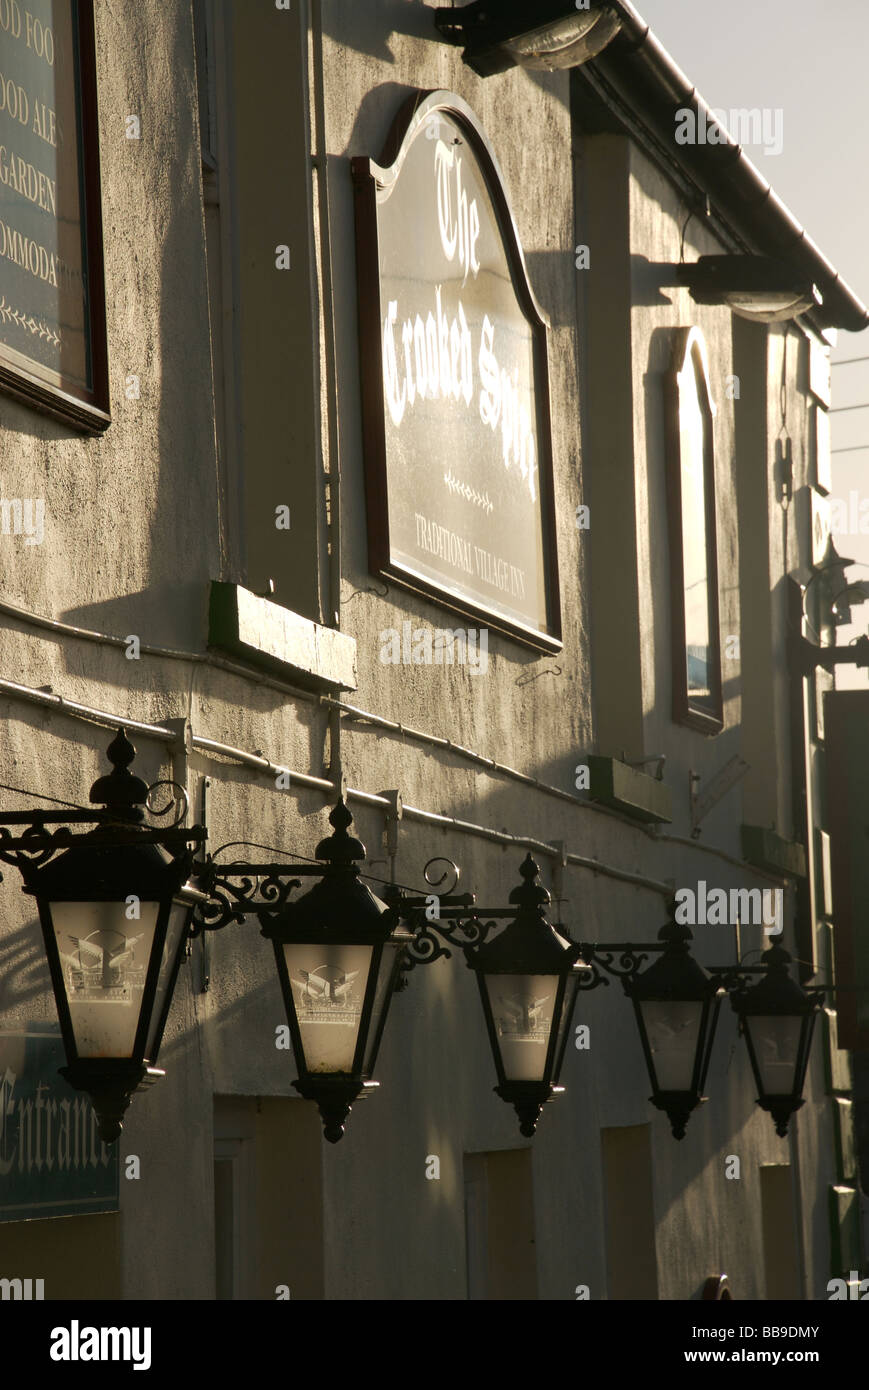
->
[585, 755, 672, 824]
[208, 582, 357, 693]
[740, 825, 807, 879]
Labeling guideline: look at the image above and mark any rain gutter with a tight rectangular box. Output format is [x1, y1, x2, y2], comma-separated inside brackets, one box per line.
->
[577, 1, 869, 332]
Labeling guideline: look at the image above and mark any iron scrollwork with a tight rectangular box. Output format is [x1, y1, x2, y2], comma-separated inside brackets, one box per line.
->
[381, 872, 504, 980]
[383, 856, 496, 973]
[0, 822, 77, 878]
[144, 779, 190, 828]
[0, 815, 205, 886]
[190, 861, 307, 935]
[400, 909, 496, 971]
[574, 943, 657, 991]
[422, 856, 461, 896]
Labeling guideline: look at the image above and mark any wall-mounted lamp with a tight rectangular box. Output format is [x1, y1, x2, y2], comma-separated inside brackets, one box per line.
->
[795, 536, 869, 673]
[622, 914, 722, 1140]
[676, 255, 821, 324]
[0, 730, 207, 1142]
[257, 802, 414, 1144]
[729, 941, 822, 1138]
[0, 752, 827, 1147]
[572, 904, 824, 1141]
[812, 535, 869, 627]
[434, 1, 622, 78]
[198, 841, 585, 1142]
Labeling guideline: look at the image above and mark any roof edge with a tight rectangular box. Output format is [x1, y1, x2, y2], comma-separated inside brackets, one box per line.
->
[586, 1, 869, 332]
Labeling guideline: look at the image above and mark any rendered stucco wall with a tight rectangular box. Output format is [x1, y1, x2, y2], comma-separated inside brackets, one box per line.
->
[0, 0, 842, 1301]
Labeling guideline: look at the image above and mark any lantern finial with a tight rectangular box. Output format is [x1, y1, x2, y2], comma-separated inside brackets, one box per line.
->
[89, 727, 150, 821]
[315, 798, 366, 864]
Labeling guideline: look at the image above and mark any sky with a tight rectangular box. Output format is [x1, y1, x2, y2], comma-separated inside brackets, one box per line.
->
[633, 0, 869, 678]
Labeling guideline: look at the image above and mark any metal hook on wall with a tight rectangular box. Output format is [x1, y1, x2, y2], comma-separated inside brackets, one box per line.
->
[515, 664, 562, 688]
[343, 582, 389, 603]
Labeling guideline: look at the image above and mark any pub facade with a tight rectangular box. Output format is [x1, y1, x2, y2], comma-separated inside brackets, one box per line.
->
[0, 0, 865, 1300]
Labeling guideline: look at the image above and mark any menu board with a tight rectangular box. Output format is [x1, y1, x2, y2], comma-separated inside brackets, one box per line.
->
[0, 0, 107, 428]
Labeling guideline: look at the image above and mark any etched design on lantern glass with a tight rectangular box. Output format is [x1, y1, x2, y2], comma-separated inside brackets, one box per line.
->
[283, 944, 373, 1072]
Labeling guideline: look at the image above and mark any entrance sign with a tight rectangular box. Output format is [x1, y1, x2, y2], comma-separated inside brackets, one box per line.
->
[0, 1024, 119, 1222]
[0, 0, 108, 430]
[353, 91, 561, 650]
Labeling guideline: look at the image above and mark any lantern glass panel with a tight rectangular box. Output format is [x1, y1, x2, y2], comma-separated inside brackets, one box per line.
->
[505, 13, 618, 69]
[550, 971, 581, 1078]
[282, 943, 373, 1073]
[50, 900, 162, 1057]
[745, 1014, 803, 1094]
[726, 292, 814, 322]
[144, 899, 192, 1062]
[639, 999, 704, 1092]
[484, 973, 559, 1082]
[362, 940, 405, 1075]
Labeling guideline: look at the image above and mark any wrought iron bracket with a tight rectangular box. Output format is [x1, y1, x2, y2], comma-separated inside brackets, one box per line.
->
[381, 882, 496, 975]
[708, 963, 828, 1001]
[573, 942, 662, 991]
[795, 632, 869, 676]
[0, 817, 207, 882]
[189, 859, 323, 935]
[557, 944, 833, 1000]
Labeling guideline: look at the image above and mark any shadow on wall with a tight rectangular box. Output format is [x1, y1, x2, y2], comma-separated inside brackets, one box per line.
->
[319, 0, 575, 122]
[320, 1, 460, 63]
[57, 8, 217, 659]
[60, 587, 208, 656]
[0, 920, 52, 1010]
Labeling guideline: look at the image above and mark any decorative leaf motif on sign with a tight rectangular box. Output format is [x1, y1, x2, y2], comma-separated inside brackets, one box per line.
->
[0, 297, 61, 347]
[443, 468, 494, 514]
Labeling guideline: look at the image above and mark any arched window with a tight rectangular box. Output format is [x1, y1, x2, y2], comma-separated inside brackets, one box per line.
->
[666, 327, 723, 732]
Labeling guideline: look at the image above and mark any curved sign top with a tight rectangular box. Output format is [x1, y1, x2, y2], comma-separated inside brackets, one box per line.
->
[353, 91, 561, 650]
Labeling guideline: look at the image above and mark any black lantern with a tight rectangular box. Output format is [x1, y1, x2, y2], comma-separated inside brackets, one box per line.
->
[623, 910, 723, 1140]
[19, 730, 205, 1142]
[730, 941, 822, 1137]
[813, 534, 869, 627]
[467, 855, 583, 1136]
[434, 1, 622, 78]
[260, 801, 413, 1143]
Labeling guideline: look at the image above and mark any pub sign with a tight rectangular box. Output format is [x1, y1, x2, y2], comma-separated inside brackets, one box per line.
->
[353, 91, 561, 650]
[0, 1024, 119, 1222]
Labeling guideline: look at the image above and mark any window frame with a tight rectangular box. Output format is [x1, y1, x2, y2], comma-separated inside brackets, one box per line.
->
[665, 326, 723, 734]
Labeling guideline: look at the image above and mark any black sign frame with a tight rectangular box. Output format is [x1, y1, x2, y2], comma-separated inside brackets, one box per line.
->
[0, 0, 109, 432]
[352, 90, 561, 652]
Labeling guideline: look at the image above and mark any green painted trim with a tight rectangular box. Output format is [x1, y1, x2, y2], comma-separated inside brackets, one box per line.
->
[586, 756, 672, 824]
[827, 1185, 862, 1278]
[822, 1008, 853, 1096]
[832, 1097, 857, 1184]
[740, 825, 807, 879]
[208, 582, 357, 693]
